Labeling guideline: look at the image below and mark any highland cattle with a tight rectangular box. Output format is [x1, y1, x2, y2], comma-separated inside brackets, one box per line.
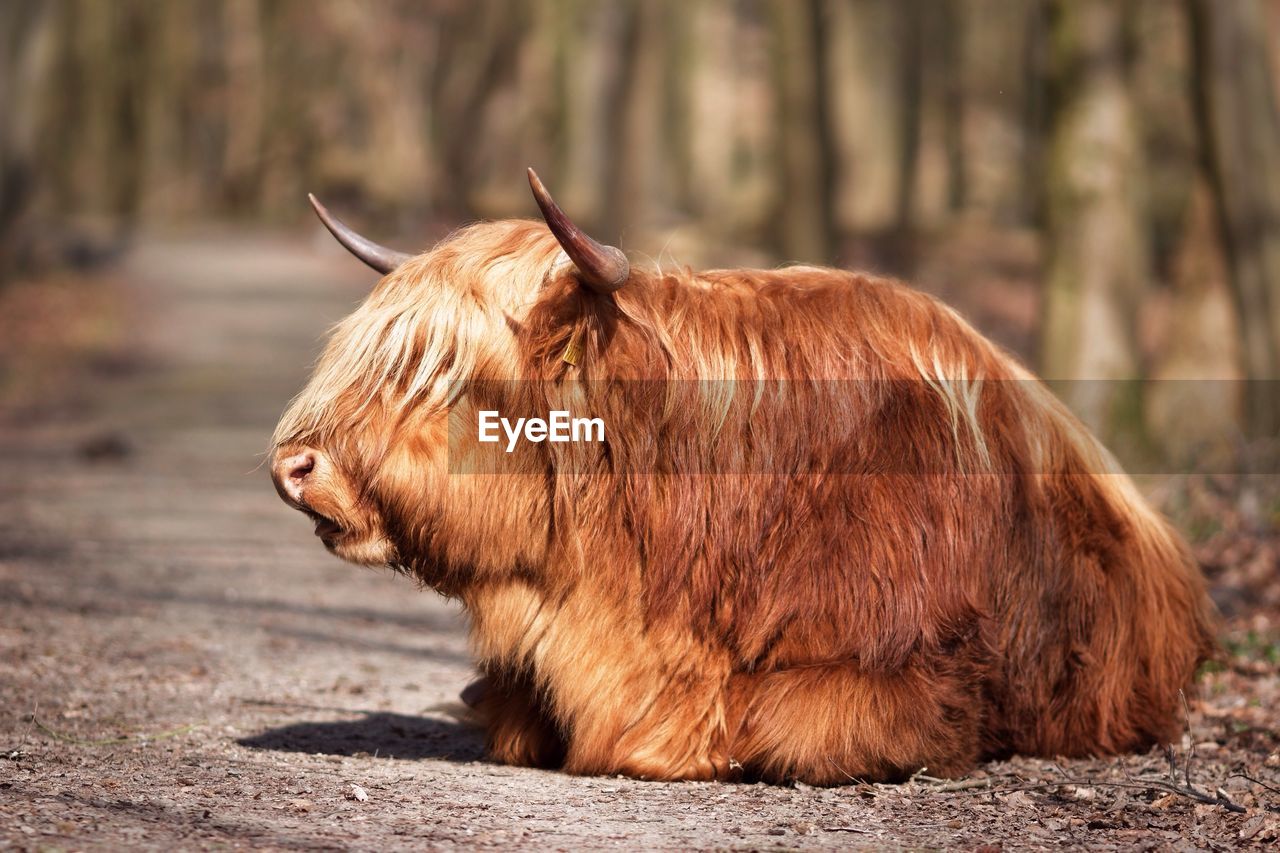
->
[270, 169, 1216, 784]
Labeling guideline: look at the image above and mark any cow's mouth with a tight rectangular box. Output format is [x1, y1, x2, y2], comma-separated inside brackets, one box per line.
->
[307, 511, 343, 544]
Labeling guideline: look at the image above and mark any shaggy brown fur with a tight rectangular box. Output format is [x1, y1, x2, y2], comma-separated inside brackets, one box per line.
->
[272, 218, 1217, 784]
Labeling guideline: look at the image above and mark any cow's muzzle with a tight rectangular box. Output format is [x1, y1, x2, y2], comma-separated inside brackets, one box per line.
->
[271, 448, 318, 511]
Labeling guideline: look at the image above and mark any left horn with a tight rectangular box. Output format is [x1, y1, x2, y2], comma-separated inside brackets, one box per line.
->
[527, 168, 629, 294]
[308, 194, 412, 275]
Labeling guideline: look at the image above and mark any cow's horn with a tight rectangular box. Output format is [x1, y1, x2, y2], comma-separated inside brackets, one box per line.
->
[527, 168, 629, 294]
[308, 194, 412, 275]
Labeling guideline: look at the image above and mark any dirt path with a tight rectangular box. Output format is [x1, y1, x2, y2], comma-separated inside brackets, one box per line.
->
[2, 234, 1278, 850]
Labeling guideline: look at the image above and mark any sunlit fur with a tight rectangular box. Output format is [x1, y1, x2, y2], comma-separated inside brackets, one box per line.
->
[272, 219, 1216, 784]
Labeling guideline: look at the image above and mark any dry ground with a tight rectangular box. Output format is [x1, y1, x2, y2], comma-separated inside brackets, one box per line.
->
[1, 232, 1278, 851]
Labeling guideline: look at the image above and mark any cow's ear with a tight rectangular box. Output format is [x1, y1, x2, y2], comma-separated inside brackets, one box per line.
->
[527, 168, 629, 295]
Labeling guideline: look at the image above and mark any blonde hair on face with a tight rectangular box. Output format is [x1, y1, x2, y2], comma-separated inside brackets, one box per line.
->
[273, 220, 564, 450]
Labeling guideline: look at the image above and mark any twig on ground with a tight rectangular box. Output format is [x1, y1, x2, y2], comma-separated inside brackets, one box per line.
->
[960, 775, 1247, 814]
[825, 822, 959, 834]
[31, 716, 199, 747]
[1180, 689, 1195, 790]
[916, 776, 999, 793]
[825, 757, 868, 788]
[1231, 772, 1280, 799]
[906, 766, 931, 784]
[3, 701, 39, 760]
[236, 696, 385, 716]
[1164, 744, 1180, 786]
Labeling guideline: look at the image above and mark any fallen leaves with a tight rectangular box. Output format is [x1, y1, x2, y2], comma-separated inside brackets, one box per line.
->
[284, 798, 314, 814]
[1238, 814, 1280, 842]
[1002, 790, 1035, 810]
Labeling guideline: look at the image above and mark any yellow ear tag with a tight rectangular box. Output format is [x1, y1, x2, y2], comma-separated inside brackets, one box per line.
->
[561, 331, 583, 366]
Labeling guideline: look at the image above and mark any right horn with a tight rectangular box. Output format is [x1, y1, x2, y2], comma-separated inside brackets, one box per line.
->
[527, 168, 629, 294]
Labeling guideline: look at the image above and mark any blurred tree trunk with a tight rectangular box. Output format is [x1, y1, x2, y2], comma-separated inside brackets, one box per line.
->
[0, 0, 52, 279]
[939, 0, 967, 215]
[823, 0, 902, 240]
[958, 0, 1042, 225]
[1020, 1, 1051, 227]
[681, 3, 736, 224]
[771, 0, 834, 263]
[469, 3, 554, 217]
[1040, 0, 1148, 434]
[431, 1, 524, 219]
[910, 0, 966, 229]
[1145, 178, 1242, 466]
[894, 0, 925, 230]
[1188, 0, 1280, 438]
[222, 0, 265, 212]
[137, 2, 192, 219]
[612, 0, 668, 239]
[52, 0, 140, 221]
[554, 1, 635, 233]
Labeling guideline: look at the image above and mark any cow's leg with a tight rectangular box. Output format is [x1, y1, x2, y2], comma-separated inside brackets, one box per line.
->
[722, 657, 985, 784]
[555, 659, 982, 784]
[469, 673, 565, 769]
[555, 671, 737, 782]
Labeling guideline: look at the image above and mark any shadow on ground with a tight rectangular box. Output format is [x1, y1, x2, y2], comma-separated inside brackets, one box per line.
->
[238, 712, 486, 761]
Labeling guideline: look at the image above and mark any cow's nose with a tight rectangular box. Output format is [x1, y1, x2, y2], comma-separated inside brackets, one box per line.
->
[272, 449, 317, 508]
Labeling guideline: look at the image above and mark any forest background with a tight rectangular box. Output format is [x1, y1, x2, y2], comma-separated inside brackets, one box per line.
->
[2, 0, 1278, 590]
